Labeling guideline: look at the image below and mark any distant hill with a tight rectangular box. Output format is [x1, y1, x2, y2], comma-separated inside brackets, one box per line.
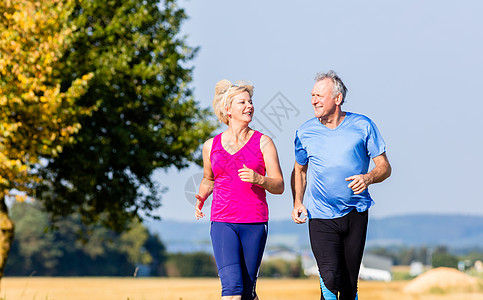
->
[366, 214, 483, 248]
[145, 214, 483, 253]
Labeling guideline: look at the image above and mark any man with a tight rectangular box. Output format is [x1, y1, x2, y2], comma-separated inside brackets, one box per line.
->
[291, 70, 391, 300]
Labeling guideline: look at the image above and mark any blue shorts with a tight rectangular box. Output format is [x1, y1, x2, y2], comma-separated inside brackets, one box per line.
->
[210, 222, 268, 299]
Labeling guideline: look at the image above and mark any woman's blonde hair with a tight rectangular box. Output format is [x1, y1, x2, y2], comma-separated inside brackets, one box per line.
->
[213, 79, 254, 125]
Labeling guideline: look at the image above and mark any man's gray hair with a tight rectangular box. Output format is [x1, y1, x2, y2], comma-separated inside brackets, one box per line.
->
[315, 70, 348, 105]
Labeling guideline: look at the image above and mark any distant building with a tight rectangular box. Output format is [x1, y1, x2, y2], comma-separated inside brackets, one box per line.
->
[359, 253, 393, 282]
[409, 261, 424, 277]
[263, 248, 299, 262]
[475, 260, 483, 273]
[300, 251, 319, 277]
[291, 251, 393, 280]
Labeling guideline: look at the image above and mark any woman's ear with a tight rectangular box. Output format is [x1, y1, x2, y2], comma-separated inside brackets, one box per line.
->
[225, 105, 232, 118]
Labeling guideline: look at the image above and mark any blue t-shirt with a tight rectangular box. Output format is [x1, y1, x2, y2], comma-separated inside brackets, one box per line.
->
[294, 112, 386, 219]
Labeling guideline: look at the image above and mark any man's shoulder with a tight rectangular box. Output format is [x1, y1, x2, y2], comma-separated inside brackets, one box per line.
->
[346, 112, 375, 126]
[347, 111, 370, 120]
[297, 117, 318, 131]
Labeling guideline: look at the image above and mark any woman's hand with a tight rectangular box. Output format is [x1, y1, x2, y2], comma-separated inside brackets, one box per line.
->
[195, 194, 206, 220]
[238, 164, 262, 185]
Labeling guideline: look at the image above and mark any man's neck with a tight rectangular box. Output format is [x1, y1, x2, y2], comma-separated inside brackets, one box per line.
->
[319, 110, 346, 129]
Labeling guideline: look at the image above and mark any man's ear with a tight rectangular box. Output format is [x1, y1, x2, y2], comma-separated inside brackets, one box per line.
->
[335, 93, 343, 105]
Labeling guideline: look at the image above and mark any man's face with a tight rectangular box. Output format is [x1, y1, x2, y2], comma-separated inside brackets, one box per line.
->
[311, 79, 339, 119]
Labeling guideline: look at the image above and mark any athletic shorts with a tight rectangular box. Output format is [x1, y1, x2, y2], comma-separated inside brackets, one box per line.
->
[210, 222, 268, 299]
[309, 209, 368, 300]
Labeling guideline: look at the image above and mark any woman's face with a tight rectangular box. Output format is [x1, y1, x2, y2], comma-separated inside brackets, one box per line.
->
[228, 91, 253, 123]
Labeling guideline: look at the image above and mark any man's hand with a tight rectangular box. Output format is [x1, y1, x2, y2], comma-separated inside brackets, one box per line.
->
[345, 174, 371, 194]
[292, 203, 308, 224]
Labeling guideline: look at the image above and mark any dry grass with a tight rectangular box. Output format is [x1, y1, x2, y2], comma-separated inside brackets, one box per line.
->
[403, 267, 482, 294]
[1, 277, 483, 300]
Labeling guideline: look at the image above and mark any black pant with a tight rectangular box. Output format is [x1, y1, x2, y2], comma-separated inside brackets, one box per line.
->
[309, 209, 368, 300]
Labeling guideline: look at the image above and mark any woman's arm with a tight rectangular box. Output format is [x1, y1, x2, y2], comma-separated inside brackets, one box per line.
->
[238, 135, 284, 194]
[195, 139, 215, 220]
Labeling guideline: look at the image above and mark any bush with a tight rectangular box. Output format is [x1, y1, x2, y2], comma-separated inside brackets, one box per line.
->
[166, 252, 217, 277]
[432, 253, 459, 269]
[260, 258, 304, 278]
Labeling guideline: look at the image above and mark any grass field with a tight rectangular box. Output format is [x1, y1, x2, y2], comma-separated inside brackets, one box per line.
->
[2, 277, 483, 300]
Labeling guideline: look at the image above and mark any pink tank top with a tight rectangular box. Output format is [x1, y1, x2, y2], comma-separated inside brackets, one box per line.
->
[210, 130, 268, 223]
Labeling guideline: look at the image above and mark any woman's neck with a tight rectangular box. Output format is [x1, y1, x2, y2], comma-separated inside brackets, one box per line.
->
[226, 122, 251, 143]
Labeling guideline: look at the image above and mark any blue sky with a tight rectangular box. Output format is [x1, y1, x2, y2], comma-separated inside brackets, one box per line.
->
[154, 0, 483, 222]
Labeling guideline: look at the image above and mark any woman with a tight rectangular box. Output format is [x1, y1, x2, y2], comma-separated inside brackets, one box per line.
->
[195, 79, 284, 300]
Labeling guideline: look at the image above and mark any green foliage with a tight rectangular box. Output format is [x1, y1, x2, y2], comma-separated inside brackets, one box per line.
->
[7, 200, 59, 274]
[368, 247, 399, 264]
[165, 252, 217, 277]
[432, 254, 459, 269]
[260, 257, 304, 278]
[459, 250, 483, 264]
[368, 246, 432, 266]
[391, 269, 415, 281]
[36, 0, 217, 231]
[144, 233, 168, 276]
[6, 201, 166, 276]
[0, 0, 94, 193]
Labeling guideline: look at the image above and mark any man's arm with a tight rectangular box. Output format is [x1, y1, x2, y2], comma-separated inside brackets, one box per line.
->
[345, 152, 392, 194]
[291, 161, 308, 223]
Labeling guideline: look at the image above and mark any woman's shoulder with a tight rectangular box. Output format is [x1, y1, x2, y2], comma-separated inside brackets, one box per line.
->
[257, 131, 277, 154]
[259, 132, 273, 143]
[203, 137, 215, 153]
[253, 129, 272, 143]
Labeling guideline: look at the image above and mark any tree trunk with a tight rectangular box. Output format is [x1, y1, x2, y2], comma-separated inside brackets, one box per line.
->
[0, 195, 14, 279]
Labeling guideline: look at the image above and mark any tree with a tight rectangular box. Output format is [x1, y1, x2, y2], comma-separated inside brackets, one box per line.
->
[6, 201, 60, 276]
[432, 246, 459, 269]
[144, 232, 168, 276]
[166, 252, 217, 277]
[37, 0, 216, 231]
[0, 0, 94, 278]
[7, 201, 167, 276]
[260, 257, 305, 278]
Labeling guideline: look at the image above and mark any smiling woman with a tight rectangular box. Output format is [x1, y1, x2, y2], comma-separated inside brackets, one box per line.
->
[194, 79, 284, 299]
[212, 79, 254, 126]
